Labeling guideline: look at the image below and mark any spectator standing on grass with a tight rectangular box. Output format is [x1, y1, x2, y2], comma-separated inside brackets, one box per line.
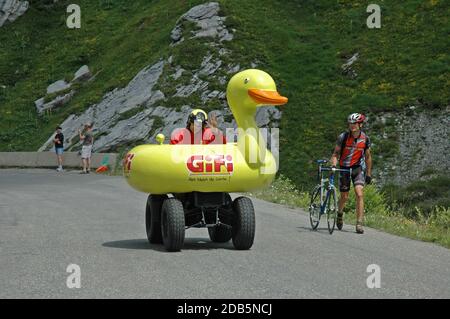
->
[53, 126, 64, 172]
[78, 122, 94, 174]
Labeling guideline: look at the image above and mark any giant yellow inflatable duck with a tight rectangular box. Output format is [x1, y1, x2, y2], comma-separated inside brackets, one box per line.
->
[124, 69, 288, 194]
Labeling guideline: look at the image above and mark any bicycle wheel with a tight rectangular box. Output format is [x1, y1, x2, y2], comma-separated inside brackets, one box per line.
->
[326, 188, 337, 234]
[309, 185, 321, 230]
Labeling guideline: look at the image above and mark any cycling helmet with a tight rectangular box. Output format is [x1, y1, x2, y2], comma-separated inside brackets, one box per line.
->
[347, 113, 366, 124]
[187, 109, 208, 125]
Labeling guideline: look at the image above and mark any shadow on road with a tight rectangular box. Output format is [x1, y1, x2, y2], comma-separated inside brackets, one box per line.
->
[296, 226, 329, 233]
[183, 237, 234, 251]
[102, 239, 167, 252]
[296, 226, 355, 234]
[102, 238, 234, 252]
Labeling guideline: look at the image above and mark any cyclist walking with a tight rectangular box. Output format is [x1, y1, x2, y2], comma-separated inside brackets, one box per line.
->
[330, 113, 372, 234]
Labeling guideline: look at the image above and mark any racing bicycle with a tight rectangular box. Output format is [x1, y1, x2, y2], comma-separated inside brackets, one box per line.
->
[309, 160, 351, 234]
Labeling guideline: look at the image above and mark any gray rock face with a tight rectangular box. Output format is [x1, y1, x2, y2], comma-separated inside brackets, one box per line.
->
[72, 65, 92, 82]
[227, 63, 240, 74]
[46, 80, 71, 95]
[256, 107, 282, 127]
[34, 97, 45, 110]
[170, 26, 183, 43]
[171, 2, 233, 45]
[35, 65, 94, 113]
[171, 66, 184, 80]
[0, 0, 29, 27]
[199, 54, 222, 76]
[94, 105, 193, 152]
[372, 107, 450, 186]
[38, 60, 166, 152]
[36, 90, 75, 114]
[184, 2, 219, 20]
[342, 53, 359, 79]
[174, 54, 224, 100]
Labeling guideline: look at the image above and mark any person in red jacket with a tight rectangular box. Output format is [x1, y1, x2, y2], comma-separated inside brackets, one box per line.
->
[170, 109, 226, 145]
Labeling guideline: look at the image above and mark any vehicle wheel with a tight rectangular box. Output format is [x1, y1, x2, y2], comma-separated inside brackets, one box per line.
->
[309, 185, 321, 230]
[161, 198, 185, 252]
[208, 225, 232, 243]
[232, 197, 255, 250]
[327, 189, 337, 234]
[145, 194, 168, 244]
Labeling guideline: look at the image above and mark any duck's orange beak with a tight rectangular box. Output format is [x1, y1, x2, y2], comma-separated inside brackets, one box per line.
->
[248, 89, 288, 106]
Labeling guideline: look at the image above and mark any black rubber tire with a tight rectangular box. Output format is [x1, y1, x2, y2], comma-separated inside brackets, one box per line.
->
[327, 189, 337, 234]
[161, 198, 185, 252]
[145, 194, 168, 244]
[232, 196, 255, 250]
[208, 225, 232, 243]
[309, 186, 321, 230]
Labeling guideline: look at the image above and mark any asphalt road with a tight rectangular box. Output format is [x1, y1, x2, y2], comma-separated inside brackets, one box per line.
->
[0, 169, 449, 299]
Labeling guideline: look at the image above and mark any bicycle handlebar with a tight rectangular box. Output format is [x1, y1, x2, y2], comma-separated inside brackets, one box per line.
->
[315, 160, 352, 184]
[320, 167, 352, 173]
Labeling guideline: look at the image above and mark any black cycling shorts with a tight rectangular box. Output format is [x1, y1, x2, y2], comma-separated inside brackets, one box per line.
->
[339, 166, 365, 192]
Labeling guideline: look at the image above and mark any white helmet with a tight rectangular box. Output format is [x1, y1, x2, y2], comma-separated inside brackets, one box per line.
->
[347, 113, 366, 124]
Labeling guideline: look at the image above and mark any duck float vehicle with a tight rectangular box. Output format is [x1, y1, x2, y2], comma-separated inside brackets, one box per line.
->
[124, 69, 288, 251]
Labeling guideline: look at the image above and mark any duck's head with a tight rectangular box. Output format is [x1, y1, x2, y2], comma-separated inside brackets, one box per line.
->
[226, 69, 288, 127]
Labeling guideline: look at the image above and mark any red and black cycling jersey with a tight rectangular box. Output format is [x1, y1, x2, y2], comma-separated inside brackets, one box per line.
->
[170, 127, 226, 145]
[336, 131, 371, 167]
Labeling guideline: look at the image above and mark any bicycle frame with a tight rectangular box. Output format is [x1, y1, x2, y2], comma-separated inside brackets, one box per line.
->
[309, 160, 352, 233]
[316, 164, 352, 215]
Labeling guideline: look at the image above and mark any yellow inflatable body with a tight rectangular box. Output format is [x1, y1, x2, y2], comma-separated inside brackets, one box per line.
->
[124, 69, 288, 194]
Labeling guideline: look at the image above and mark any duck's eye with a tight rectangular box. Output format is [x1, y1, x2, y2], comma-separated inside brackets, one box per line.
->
[244, 78, 250, 84]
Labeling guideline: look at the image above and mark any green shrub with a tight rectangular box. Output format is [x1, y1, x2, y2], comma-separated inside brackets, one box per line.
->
[383, 175, 450, 218]
[429, 207, 450, 230]
[248, 174, 309, 209]
[171, 39, 209, 71]
[345, 184, 389, 215]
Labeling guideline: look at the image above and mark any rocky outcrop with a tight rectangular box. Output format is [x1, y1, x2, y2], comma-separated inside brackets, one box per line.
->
[171, 2, 233, 45]
[38, 2, 281, 153]
[35, 90, 75, 114]
[341, 53, 359, 79]
[0, 0, 28, 27]
[38, 61, 166, 151]
[46, 80, 71, 95]
[72, 65, 92, 82]
[372, 106, 450, 186]
[35, 65, 93, 114]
